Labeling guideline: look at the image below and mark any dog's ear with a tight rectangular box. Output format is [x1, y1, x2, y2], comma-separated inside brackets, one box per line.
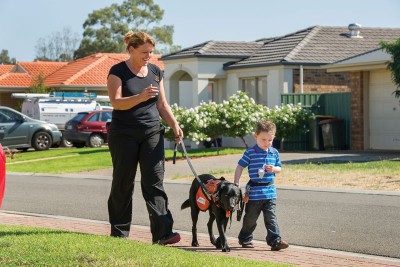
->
[220, 176, 226, 181]
[217, 182, 227, 199]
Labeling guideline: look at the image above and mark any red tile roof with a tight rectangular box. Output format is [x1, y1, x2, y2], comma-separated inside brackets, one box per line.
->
[0, 65, 14, 75]
[17, 61, 68, 76]
[45, 53, 164, 86]
[0, 73, 32, 87]
[0, 53, 164, 88]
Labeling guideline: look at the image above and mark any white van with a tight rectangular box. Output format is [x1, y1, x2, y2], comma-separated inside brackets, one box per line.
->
[12, 92, 111, 147]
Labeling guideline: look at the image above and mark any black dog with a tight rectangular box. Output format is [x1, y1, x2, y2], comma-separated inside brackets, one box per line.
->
[181, 174, 242, 252]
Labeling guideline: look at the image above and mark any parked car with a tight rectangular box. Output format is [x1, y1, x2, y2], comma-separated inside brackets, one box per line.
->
[0, 106, 62, 151]
[63, 110, 112, 148]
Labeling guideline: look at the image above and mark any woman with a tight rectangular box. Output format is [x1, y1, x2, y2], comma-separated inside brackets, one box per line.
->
[107, 31, 183, 245]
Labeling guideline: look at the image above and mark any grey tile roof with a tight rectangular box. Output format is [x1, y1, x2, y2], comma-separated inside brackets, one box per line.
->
[161, 25, 400, 70]
[226, 27, 315, 69]
[161, 41, 263, 60]
[226, 25, 400, 69]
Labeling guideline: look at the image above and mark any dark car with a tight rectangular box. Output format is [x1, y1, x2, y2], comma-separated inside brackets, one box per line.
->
[63, 110, 112, 148]
[0, 106, 62, 151]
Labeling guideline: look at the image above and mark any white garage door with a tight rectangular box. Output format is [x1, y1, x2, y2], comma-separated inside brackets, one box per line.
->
[369, 69, 400, 150]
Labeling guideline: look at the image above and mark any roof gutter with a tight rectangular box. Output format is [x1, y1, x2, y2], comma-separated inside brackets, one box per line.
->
[161, 54, 249, 61]
[323, 61, 390, 72]
[224, 61, 325, 70]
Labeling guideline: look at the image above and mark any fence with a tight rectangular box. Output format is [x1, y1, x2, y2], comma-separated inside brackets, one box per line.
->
[281, 92, 351, 150]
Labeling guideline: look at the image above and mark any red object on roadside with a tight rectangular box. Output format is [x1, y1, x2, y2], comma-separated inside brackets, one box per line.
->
[0, 144, 5, 208]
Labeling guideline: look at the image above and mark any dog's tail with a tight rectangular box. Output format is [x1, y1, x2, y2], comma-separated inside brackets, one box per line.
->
[181, 199, 190, 210]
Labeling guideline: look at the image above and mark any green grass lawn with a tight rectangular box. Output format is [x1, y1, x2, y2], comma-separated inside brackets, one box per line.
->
[5, 147, 244, 174]
[0, 225, 286, 267]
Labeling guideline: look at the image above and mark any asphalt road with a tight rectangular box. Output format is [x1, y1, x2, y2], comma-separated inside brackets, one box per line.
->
[2, 173, 400, 258]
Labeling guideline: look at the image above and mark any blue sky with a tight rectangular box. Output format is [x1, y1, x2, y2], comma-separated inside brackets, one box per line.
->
[1, 0, 399, 62]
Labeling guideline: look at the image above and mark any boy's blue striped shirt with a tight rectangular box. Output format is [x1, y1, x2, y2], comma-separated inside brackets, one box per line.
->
[238, 144, 281, 200]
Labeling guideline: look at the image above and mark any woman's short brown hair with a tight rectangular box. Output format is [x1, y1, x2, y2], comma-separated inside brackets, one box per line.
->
[124, 31, 156, 51]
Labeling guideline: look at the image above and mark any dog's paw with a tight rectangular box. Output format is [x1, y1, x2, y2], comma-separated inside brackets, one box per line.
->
[222, 245, 231, 252]
[191, 241, 199, 247]
[215, 237, 222, 249]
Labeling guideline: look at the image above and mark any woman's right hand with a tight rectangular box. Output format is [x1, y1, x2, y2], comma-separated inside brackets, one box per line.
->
[140, 84, 159, 101]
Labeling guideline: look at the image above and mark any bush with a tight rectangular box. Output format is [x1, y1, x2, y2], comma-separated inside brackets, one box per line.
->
[163, 92, 313, 147]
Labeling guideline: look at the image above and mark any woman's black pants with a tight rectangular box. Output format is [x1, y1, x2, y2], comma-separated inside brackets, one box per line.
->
[107, 124, 174, 242]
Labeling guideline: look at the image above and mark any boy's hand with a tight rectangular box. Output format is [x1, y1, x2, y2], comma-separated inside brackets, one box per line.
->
[265, 165, 274, 173]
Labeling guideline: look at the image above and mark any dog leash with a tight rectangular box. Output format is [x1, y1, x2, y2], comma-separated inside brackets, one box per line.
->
[173, 136, 213, 201]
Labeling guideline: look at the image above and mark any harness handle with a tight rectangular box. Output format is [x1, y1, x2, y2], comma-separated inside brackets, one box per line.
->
[174, 136, 213, 201]
[173, 143, 178, 164]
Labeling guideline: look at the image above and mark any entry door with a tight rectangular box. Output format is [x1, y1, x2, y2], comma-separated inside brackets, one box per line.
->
[179, 81, 193, 108]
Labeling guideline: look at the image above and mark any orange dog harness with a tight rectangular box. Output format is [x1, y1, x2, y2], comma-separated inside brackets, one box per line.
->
[195, 179, 221, 211]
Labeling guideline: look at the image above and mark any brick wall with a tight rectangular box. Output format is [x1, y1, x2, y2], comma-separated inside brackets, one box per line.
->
[293, 68, 365, 150]
[293, 69, 351, 93]
[0, 93, 21, 110]
[349, 72, 364, 150]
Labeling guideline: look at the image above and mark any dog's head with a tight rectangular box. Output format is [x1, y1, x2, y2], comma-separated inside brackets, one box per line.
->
[217, 181, 242, 212]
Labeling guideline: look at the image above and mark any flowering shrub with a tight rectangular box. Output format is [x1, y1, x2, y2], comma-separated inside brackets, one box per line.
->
[218, 91, 269, 146]
[162, 103, 208, 142]
[269, 103, 313, 141]
[162, 92, 313, 147]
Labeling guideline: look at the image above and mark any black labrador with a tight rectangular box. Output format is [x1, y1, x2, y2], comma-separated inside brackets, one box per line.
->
[181, 174, 242, 252]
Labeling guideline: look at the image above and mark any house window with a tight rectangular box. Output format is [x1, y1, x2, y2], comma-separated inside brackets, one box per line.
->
[240, 76, 267, 105]
[207, 81, 216, 102]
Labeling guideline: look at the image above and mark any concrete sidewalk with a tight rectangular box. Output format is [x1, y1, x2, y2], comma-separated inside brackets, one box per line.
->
[1, 210, 399, 266]
[62, 150, 400, 180]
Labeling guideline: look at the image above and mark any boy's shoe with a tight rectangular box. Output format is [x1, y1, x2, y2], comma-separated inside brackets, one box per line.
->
[155, 232, 181, 245]
[239, 241, 254, 248]
[271, 240, 289, 251]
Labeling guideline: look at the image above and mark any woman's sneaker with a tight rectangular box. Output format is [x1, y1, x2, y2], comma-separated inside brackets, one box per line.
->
[155, 232, 181, 245]
[271, 240, 289, 251]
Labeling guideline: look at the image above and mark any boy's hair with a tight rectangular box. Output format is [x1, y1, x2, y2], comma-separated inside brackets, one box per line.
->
[255, 120, 276, 135]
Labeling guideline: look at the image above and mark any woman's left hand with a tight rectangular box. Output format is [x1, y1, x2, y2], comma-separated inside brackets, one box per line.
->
[173, 126, 184, 144]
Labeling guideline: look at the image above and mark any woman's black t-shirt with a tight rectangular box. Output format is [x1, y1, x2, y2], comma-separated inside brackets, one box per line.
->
[108, 62, 163, 128]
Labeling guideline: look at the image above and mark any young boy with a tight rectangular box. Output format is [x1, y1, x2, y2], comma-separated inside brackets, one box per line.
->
[234, 119, 289, 251]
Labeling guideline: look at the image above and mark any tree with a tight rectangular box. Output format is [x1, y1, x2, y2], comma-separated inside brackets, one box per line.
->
[29, 73, 49, 94]
[380, 38, 400, 99]
[74, 0, 176, 59]
[0, 49, 16, 64]
[35, 27, 81, 62]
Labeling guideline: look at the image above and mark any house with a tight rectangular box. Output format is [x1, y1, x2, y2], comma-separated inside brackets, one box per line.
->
[160, 24, 400, 149]
[0, 53, 164, 109]
[324, 48, 400, 150]
[0, 62, 67, 107]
